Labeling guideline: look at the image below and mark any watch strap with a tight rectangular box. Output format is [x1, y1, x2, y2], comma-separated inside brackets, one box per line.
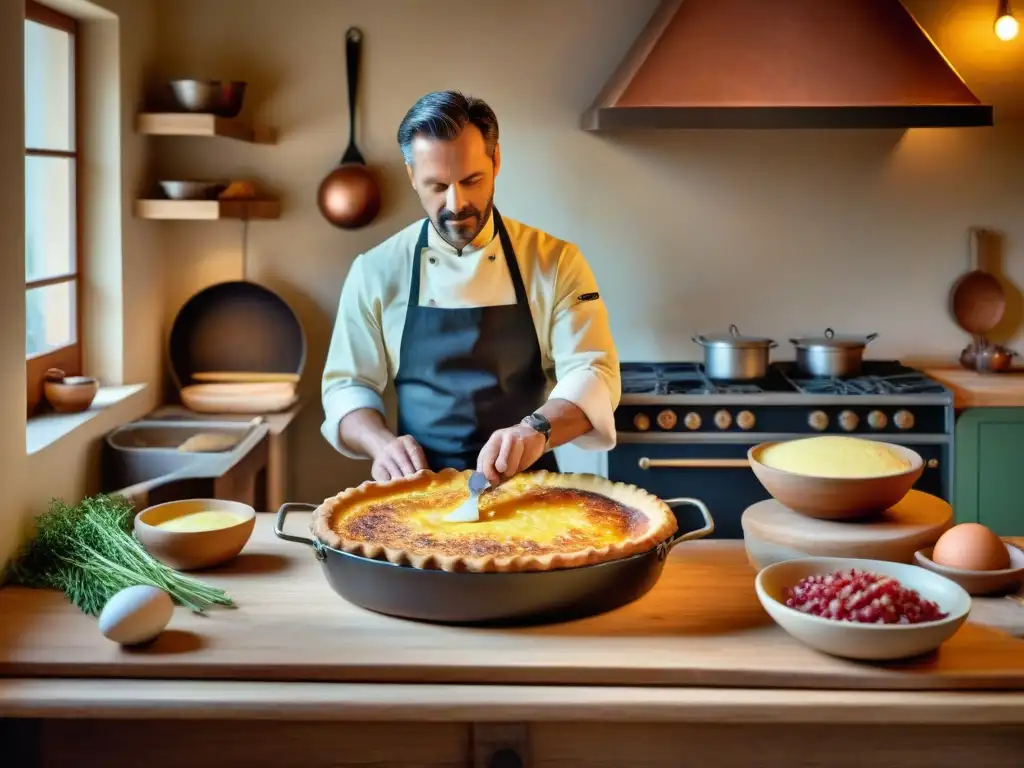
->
[521, 412, 552, 447]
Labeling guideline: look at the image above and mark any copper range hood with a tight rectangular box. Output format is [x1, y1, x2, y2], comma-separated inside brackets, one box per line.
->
[582, 0, 993, 130]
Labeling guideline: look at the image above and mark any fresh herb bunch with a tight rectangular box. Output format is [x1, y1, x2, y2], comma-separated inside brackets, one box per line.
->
[7, 493, 235, 616]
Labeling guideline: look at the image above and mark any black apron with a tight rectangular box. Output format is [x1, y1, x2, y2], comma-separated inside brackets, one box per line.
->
[394, 210, 559, 474]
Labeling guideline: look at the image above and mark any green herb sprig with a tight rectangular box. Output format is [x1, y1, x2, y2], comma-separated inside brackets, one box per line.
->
[6, 493, 235, 616]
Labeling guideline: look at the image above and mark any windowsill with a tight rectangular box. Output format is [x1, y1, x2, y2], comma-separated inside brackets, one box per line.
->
[27, 383, 149, 455]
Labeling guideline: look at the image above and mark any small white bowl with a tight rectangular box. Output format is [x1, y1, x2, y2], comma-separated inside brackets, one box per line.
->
[914, 542, 1024, 596]
[755, 556, 971, 661]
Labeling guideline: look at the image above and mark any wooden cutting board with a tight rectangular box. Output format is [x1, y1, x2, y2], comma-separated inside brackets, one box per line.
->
[742, 490, 953, 566]
[0, 516, 1022, 692]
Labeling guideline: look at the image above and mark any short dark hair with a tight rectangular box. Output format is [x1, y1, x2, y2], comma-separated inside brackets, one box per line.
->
[397, 90, 499, 165]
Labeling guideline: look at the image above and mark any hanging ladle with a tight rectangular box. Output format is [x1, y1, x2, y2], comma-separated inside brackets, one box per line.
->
[316, 27, 382, 229]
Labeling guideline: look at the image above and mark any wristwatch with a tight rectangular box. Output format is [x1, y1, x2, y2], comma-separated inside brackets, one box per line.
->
[520, 412, 552, 450]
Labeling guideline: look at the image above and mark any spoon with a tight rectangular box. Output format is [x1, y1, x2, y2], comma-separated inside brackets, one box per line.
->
[444, 471, 490, 523]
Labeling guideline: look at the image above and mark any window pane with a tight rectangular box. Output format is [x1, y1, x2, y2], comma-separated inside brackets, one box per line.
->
[26, 280, 76, 359]
[24, 19, 74, 152]
[25, 156, 75, 283]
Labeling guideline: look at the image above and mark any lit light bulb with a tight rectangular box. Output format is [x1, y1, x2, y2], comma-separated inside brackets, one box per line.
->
[995, 12, 1019, 40]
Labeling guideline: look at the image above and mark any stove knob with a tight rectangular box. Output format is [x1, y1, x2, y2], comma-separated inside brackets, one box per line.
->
[838, 410, 859, 432]
[684, 411, 702, 430]
[714, 409, 732, 430]
[633, 413, 651, 431]
[808, 410, 829, 431]
[868, 410, 888, 430]
[736, 410, 755, 430]
[657, 409, 677, 430]
[894, 410, 915, 430]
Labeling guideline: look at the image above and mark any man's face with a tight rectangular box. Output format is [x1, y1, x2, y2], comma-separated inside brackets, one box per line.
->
[406, 125, 500, 251]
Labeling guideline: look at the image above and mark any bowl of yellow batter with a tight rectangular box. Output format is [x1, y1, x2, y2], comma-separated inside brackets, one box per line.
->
[748, 436, 924, 520]
[135, 498, 256, 570]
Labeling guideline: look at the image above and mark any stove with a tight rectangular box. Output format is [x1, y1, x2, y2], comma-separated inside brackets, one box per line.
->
[620, 360, 950, 399]
[604, 360, 954, 540]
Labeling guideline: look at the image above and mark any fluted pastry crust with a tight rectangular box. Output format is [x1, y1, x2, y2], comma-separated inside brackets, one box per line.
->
[309, 468, 678, 573]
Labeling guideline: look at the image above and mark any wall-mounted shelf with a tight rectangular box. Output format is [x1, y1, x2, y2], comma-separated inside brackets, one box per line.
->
[136, 113, 277, 144]
[133, 198, 281, 220]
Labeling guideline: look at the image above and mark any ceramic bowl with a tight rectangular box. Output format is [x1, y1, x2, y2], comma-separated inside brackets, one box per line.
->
[134, 498, 255, 571]
[755, 556, 971, 661]
[43, 375, 99, 413]
[914, 542, 1024, 596]
[158, 180, 228, 200]
[748, 441, 924, 520]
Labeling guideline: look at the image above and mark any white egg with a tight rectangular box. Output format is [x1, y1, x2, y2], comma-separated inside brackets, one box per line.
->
[98, 585, 174, 645]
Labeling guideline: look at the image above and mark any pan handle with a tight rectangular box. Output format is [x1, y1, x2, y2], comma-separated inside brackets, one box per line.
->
[274, 502, 318, 546]
[662, 498, 715, 551]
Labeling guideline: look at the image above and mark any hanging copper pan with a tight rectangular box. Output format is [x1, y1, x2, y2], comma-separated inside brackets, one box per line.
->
[317, 27, 381, 229]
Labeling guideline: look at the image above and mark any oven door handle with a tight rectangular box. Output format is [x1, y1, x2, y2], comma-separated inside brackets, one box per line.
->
[639, 457, 751, 469]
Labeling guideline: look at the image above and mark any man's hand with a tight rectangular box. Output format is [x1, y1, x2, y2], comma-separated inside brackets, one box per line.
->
[370, 434, 428, 481]
[477, 424, 546, 485]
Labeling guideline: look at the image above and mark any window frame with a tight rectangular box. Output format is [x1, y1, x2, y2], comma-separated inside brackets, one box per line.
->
[24, 0, 83, 415]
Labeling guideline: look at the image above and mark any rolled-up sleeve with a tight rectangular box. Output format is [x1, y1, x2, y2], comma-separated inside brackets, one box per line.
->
[546, 245, 621, 451]
[321, 256, 389, 459]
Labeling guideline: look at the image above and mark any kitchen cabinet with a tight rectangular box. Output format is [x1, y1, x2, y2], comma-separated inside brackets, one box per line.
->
[954, 407, 1024, 535]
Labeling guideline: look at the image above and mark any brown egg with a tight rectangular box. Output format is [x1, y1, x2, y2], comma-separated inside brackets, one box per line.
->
[931, 523, 1010, 571]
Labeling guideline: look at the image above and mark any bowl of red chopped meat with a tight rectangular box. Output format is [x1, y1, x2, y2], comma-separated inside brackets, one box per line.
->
[755, 557, 971, 661]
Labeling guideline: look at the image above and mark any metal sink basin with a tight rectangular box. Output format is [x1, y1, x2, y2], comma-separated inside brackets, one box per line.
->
[102, 417, 267, 492]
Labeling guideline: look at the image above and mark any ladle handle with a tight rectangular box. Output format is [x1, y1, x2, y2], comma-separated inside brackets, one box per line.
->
[342, 27, 364, 164]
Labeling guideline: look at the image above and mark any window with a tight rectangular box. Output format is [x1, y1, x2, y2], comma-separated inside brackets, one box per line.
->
[24, 0, 81, 413]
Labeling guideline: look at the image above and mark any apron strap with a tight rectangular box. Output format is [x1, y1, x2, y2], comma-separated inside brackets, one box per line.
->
[492, 210, 529, 306]
[408, 219, 431, 306]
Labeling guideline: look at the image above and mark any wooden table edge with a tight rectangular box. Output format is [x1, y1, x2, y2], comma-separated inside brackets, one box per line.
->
[1, 678, 1023, 724]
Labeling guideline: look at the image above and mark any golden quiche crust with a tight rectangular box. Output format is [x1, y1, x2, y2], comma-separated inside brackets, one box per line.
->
[309, 468, 678, 573]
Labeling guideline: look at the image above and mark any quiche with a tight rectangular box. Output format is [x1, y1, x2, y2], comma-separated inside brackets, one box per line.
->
[310, 468, 678, 573]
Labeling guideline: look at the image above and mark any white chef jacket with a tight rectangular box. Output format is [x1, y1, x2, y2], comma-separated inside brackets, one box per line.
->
[321, 211, 621, 459]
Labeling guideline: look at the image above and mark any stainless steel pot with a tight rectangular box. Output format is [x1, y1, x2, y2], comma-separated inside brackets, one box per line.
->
[789, 328, 879, 378]
[692, 324, 777, 380]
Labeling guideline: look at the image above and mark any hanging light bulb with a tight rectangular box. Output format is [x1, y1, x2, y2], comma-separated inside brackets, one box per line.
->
[995, 0, 1019, 40]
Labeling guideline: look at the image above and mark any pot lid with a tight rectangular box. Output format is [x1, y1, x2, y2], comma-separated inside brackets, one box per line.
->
[790, 328, 880, 348]
[695, 324, 775, 348]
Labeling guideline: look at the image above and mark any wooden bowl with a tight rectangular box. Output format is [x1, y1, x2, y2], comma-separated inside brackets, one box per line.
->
[747, 441, 924, 520]
[134, 498, 255, 571]
[43, 375, 99, 413]
[755, 556, 971, 661]
[914, 542, 1024, 596]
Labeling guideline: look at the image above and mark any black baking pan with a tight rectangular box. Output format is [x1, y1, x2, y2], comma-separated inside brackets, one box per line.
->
[274, 497, 714, 626]
[168, 280, 306, 389]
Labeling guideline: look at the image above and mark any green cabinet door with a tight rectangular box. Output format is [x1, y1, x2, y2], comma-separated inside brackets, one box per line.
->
[954, 407, 1024, 536]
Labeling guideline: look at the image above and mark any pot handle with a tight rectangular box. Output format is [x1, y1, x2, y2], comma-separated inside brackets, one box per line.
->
[692, 324, 740, 346]
[662, 498, 715, 551]
[273, 502, 319, 546]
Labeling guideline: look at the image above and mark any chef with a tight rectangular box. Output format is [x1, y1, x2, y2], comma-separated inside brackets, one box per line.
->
[320, 90, 620, 484]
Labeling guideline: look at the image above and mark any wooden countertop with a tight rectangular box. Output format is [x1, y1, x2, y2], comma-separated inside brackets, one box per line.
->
[924, 368, 1024, 408]
[1, 516, 1022, 704]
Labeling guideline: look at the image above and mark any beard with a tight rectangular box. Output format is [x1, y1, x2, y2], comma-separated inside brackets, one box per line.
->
[434, 194, 494, 250]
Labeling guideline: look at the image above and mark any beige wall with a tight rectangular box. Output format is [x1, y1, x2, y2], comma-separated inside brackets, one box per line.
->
[0, 0, 161, 569]
[149, 0, 1024, 503]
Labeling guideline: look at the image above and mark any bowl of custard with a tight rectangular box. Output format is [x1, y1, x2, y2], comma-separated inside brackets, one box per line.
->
[134, 498, 256, 570]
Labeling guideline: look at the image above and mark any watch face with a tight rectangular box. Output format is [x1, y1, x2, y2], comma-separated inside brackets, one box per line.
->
[524, 413, 550, 436]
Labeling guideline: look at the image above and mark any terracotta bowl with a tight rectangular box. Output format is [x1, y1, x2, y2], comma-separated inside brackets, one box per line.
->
[747, 441, 924, 520]
[44, 375, 99, 413]
[134, 498, 255, 571]
[755, 556, 971, 661]
[914, 542, 1024, 596]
